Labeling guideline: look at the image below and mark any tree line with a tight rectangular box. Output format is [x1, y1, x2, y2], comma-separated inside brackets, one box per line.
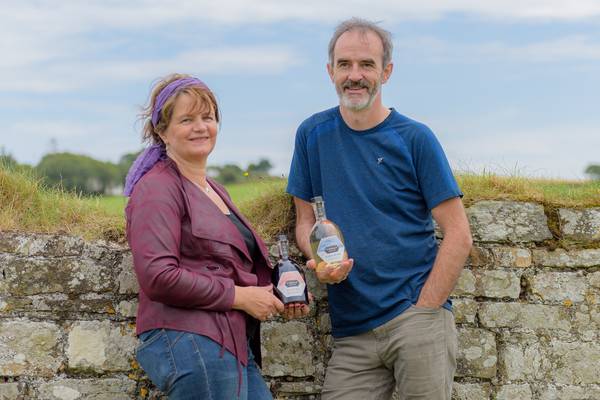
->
[0, 148, 274, 196]
[3, 147, 599, 195]
[585, 165, 600, 181]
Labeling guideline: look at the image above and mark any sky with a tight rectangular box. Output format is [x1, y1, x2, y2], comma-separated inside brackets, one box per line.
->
[1, 1, 599, 180]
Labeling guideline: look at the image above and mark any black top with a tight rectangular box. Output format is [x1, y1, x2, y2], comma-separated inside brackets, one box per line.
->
[227, 212, 260, 340]
[227, 212, 258, 257]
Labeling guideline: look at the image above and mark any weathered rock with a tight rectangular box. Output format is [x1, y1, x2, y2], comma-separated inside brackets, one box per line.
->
[452, 269, 521, 299]
[36, 378, 136, 400]
[276, 381, 322, 395]
[499, 332, 550, 382]
[305, 270, 327, 301]
[452, 269, 476, 297]
[452, 298, 478, 325]
[466, 246, 492, 267]
[0, 204, 599, 399]
[261, 321, 317, 377]
[469, 246, 532, 268]
[452, 382, 491, 400]
[479, 303, 571, 331]
[0, 382, 24, 399]
[81, 241, 123, 265]
[318, 313, 331, 334]
[0, 319, 62, 377]
[559, 208, 600, 241]
[66, 321, 137, 373]
[537, 384, 600, 400]
[0, 233, 21, 254]
[498, 332, 600, 385]
[528, 271, 588, 303]
[0, 234, 84, 257]
[548, 340, 600, 384]
[0, 294, 69, 314]
[0, 293, 116, 315]
[467, 201, 552, 243]
[533, 249, 600, 268]
[477, 269, 522, 299]
[456, 327, 497, 379]
[117, 300, 138, 318]
[490, 247, 532, 268]
[572, 304, 599, 341]
[587, 272, 600, 289]
[0, 256, 114, 296]
[496, 384, 532, 400]
[117, 253, 139, 295]
[587, 302, 600, 324]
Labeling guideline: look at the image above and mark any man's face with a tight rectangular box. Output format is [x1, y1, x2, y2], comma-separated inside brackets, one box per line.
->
[328, 29, 392, 112]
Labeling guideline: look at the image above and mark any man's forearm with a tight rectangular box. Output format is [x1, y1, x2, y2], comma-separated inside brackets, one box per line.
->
[295, 222, 314, 259]
[417, 231, 472, 307]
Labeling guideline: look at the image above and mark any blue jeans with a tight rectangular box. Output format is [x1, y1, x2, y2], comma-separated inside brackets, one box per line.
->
[136, 329, 273, 400]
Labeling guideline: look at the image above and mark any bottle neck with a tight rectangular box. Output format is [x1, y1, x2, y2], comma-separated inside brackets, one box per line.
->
[314, 201, 326, 221]
[278, 240, 289, 260]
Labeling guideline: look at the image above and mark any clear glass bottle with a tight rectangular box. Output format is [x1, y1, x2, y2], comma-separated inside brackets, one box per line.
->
[272, 234, 308, 305]
[309, 196, 347, 272]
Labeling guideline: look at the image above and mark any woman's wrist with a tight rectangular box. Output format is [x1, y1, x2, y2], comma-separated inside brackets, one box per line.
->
[232, 286, 246, 310]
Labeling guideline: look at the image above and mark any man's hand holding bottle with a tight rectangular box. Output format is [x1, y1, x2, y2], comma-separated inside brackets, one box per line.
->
[306, 258, 354, 284]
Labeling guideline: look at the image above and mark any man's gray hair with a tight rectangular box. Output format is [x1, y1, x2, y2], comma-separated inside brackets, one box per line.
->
[328, 17, 393, 67]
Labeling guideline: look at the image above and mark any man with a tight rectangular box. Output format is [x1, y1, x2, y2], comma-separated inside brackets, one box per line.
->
[286, 18, 473, 400]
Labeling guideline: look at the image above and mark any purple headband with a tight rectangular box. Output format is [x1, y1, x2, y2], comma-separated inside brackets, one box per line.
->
[123, 76, 208, 196]
[151, 77, 207, 127]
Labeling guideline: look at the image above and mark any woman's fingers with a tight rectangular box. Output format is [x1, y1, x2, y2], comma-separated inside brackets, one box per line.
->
[272, 297, 284, 313]
[281, 303, 310, 319]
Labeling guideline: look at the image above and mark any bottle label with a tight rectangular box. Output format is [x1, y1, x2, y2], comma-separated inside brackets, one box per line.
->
[317, 235, 345, 263]
[277, 271, 306, 298]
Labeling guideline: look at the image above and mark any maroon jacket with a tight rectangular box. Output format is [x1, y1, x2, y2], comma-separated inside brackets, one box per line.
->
[125, 158, 273, 366]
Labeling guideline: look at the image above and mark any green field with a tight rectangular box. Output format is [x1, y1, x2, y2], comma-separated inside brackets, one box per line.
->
[90, 179, 286, 215]
[85, 195, 128, 215]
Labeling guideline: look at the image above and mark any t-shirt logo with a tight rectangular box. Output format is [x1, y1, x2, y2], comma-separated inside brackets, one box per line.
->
[377, 157, 384, 164]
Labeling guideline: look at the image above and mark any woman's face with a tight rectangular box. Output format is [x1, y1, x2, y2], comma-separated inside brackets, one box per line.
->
[160, 92, 218, 163]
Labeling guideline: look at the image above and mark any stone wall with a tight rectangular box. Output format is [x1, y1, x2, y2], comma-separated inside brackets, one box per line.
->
[0, 201, 599, 399]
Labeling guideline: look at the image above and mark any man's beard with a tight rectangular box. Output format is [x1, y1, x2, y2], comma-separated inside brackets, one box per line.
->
[337, 78, 381, 111]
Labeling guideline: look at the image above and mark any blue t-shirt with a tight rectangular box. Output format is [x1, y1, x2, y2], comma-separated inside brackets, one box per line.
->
[286, 107, 462, 338]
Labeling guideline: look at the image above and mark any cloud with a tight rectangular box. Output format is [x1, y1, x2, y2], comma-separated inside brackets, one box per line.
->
[397, 35, 600, 64]
[0, 45, 299, 93]
[91, 46, 299, 80]
[443, 124, 600, 179]
[6, 1, 599, 26]
[2, 1, 599, 94]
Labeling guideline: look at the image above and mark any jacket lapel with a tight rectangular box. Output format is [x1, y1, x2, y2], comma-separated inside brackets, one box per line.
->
[178, 175, 251, 262]
[211, 180, 272, 268]
[167, 160, 271, 267]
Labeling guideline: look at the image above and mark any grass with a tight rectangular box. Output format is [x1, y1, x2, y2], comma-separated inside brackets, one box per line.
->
[238, 179, 294, 240]
[457, 173, 600, 208]
[0, 165, 124, 241]
[85, 195, 128, 216]
[225, 179, 286, 207]
[1, 164, 599, 242]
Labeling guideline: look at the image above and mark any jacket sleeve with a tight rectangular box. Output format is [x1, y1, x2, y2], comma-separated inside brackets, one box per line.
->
[127, 196, 235, 312]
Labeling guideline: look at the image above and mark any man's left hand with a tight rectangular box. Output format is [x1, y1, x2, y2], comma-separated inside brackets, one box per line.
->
[414, 299, 441, 309]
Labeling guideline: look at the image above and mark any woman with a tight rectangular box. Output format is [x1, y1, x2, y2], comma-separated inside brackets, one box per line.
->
[124, 74, 309, 399]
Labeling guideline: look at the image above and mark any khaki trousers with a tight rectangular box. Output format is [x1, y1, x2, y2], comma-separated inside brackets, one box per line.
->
[322, 306, 457, 400]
